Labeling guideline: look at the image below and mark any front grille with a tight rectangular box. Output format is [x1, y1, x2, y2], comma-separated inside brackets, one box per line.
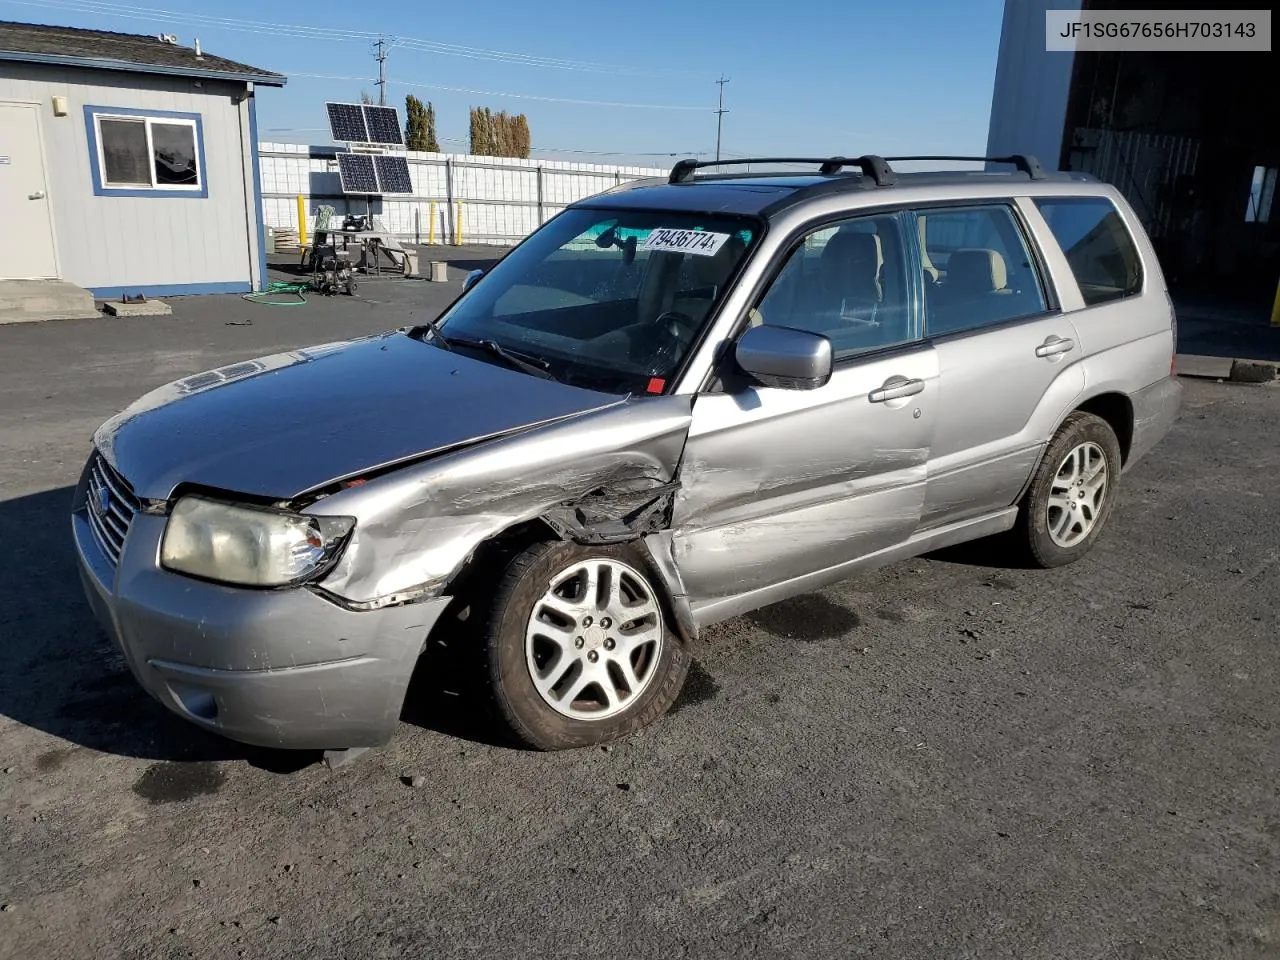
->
[85, 453, 140, 566]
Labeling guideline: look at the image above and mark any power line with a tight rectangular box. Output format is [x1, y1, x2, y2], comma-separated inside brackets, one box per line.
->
[714, 75, 730, 161]
[373, 37, 387, 106]
[287, 72, 710, 112]
[2, 0, 707, 78]
[258, 129, 701, 160]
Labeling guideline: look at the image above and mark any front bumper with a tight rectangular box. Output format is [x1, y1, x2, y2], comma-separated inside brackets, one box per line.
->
[72, 504, 451, 751]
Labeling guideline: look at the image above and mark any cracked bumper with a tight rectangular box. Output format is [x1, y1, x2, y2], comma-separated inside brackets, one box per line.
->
[72, 508, 451, 751]
[1127, 375, 1183, 470]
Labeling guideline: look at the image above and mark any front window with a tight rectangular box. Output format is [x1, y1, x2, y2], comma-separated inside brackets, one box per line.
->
[88, 108, 204, 194]
[431, 208, 759, 394]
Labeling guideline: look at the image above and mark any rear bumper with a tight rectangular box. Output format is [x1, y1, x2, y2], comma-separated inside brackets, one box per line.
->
[1126, 374, 1183, 469]
[73, 508, 451, 751]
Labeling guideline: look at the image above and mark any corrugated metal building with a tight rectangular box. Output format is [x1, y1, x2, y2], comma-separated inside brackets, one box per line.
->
[986, 1, 1278, 301]
[0, 21, 285, 297]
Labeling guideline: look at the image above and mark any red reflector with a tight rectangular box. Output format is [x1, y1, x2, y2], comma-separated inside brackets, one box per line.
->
[645, 377, 665, 394]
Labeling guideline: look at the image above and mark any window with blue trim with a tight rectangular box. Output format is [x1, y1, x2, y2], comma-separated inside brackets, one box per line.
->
[90, 110, 203, 193]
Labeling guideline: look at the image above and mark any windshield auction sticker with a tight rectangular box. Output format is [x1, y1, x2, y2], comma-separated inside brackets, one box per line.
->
[642, 228, 731, 257]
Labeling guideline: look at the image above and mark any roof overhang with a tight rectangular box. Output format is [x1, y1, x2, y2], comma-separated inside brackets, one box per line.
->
[0, 49, 287, 86]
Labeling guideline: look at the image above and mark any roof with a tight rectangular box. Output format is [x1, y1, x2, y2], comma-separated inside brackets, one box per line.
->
[0, 20, 286, 86]
[578, 161, 1099, 219]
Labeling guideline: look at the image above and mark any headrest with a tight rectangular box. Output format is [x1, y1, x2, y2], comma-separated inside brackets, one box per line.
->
[947, 248, 1008, 293]
[688, 232, 746, 286]
[822, 230, 881, 272]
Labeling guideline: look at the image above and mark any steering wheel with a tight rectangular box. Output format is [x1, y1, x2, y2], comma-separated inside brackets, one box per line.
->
[640, 310, 697, 373]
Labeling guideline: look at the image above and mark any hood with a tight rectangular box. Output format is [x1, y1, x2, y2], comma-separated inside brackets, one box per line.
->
[94, 331, 625, 500]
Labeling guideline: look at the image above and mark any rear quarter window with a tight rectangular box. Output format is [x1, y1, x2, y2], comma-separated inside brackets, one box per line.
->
[1033, 197, 1144, 306]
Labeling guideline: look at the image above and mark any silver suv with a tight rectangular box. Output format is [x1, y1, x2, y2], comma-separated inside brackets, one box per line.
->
[72, 154, 1181, 758]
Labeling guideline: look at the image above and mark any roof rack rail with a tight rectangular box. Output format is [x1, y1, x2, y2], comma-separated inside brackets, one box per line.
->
[882, 154, 1048, 180]
[668, 155, 896, 187]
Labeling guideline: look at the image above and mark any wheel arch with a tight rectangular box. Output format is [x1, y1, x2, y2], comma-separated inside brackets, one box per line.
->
[1074, 391, 1135, 465]
[1013, 389, 1137, 507]
[436, 494, 697, 649]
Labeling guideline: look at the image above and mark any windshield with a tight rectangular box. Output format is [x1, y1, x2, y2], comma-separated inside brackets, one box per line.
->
[429, 207, 759, 394]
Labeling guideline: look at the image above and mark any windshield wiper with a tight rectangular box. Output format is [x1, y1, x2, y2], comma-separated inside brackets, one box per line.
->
[413, 317, 452, 351]
[450, 337, 554, 380]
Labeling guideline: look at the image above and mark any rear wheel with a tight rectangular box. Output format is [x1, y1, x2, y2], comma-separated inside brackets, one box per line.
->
[1013, 411, 1123, 568]
[482, 540, 690, 750]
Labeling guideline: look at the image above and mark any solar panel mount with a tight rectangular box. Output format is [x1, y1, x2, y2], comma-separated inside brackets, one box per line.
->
[325, 101, 404, 146]
[337, 153, 378, 194]
[374, 155, 413, 194]
[363, 106, 404, 146]
[326, 102, 368, 143]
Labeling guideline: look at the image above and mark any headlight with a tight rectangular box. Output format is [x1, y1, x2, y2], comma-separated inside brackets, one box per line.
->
[161, 495, 354, 587]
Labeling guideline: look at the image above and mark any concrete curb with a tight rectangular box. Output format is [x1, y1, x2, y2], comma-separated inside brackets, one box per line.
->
[1176, 354, 1279, 383]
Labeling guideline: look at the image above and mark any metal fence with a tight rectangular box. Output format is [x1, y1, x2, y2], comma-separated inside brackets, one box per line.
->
[1063, 128, 1201, 240]
[258, 142, 668, 246]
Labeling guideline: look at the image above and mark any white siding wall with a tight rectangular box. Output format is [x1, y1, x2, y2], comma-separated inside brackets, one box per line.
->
[259, 143, 667, 246]
[0, 62, 254, 292]
[985, 0, 1081, 171]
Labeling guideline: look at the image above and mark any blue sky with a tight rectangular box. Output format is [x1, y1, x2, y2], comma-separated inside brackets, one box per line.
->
[1, 0, 1006, 165]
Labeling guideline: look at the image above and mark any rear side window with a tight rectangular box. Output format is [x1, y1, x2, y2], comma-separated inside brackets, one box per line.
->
[915, 204, 1049, 338]
[1033, 198, 1144, 306]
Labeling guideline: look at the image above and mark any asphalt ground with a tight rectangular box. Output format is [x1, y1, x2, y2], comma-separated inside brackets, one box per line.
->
[1, 259, 1277, 959]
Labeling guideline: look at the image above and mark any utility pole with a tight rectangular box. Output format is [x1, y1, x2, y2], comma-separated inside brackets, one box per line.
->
[714, 75, 730, 161]
[374, 37, 387, 106]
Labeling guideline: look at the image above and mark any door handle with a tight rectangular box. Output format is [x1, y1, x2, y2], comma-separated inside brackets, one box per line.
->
[869, 376, 925, 403]
[28, 190, 46, 200]
[1035, 335, 1075, 358]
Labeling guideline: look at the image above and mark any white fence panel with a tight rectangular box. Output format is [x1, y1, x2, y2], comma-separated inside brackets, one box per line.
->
[258, 142, 666, 246]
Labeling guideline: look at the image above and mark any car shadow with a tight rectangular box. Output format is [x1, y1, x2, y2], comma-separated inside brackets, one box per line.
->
[921, 530, 1039, 570]
[0, 487, 505, 770]
[399, 618, 513, 750]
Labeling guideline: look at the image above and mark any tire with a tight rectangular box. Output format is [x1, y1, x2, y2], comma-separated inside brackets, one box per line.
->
[1013, 411, 1123, 568]
[482, 539, 690, 750]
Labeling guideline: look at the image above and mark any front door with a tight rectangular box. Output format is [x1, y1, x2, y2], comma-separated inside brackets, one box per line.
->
[0, 102, 58, 279]
[672, 211, 937, 613]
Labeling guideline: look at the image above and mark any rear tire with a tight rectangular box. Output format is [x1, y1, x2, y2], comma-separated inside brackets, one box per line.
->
[482, 540, 690, 750]
[1013, 411, 1123, 568]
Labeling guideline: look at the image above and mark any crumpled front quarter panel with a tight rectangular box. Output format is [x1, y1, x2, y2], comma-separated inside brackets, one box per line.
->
[309, 396, 694, 606]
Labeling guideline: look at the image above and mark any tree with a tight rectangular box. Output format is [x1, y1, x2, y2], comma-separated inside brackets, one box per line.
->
[468, 106, 532, 158]
[360, 90, 374, 105]
[512, 114, 532, 159]
[469, 107, 491, 156]
[405, 94, 440, 152]
[424, 101, 440, 152]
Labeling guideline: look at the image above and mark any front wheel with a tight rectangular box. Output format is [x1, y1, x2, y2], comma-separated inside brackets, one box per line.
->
[1013, 411, 1123, 568]
[482, 540, 690, 750]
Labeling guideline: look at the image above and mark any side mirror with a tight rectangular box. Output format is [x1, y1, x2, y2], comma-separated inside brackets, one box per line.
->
[733, 324, 833, 390]
[463, 269, 484, 292]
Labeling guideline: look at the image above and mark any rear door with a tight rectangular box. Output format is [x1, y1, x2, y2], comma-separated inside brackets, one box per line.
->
[672, 211, 938, 612]
[1024, 194, 1174, 390]
[912, 201, 1084, 528]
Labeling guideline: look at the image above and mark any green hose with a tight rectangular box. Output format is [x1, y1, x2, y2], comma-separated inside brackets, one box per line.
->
[241, 281, 312, 306]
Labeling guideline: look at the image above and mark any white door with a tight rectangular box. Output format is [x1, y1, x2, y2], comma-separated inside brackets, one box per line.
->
[0, 102, 58, 279]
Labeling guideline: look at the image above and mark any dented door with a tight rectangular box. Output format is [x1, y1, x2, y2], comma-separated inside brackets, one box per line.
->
[671, 344, 939, 608]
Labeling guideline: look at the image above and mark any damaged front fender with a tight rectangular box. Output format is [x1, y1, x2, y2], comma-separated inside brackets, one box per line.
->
[304, 395, 694, 615]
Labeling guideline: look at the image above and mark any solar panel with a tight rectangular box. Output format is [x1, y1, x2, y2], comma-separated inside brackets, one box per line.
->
[326, 102, 368, 143]
[374, 155, 412, 194]
[363, 105, 403, 145]
[337, 153, 378, 194]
